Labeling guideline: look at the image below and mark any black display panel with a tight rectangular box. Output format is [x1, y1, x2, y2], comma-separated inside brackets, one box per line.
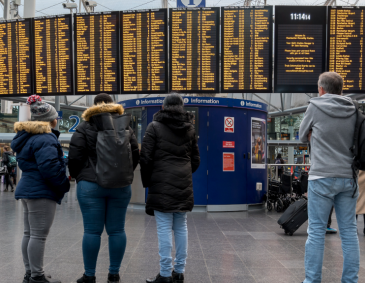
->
[274, 6, 326, 93]
[222, 6, 273, 93]
[74, 12, 120, 94]
[0, 18, 33, 96]
[33, 15, 73, 96]
[169, 7, 220, 93]
[121, 9, 168, 94]
[328, 6, 365, 93]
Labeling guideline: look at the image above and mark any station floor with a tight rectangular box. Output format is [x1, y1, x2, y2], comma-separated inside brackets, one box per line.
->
[1, 182, 365, 283]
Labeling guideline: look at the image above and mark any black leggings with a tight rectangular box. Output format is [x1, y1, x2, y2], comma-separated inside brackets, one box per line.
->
[4, 173, 13, 189]
[356, 214, 365, 225]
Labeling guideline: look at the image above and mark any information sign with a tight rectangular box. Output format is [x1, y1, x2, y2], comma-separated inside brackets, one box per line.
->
[224, 116, 234, 133]
[328, 6, 365, 93]
[121, 9, 168, 94]
[177, 0, 206, 8]
[223, 141, 235, 148]
[169, 7, 220, 93]
[33, 15, 73, 95]
[223, 152, 235, 172]
[221, 6, 273, 93]
[0, 18, 33, 96]
[274, 6, 326, 93]
[74, 12, 120, 94]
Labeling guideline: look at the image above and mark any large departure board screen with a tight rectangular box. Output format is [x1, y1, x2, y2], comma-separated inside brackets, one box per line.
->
[169, 7, 220, 93]
[0, 19, 33, 96]
[222, 6, 273, 93]
[274, 6, 326, 93]
[328, 6, 365, 93]
[121, 9, 168, 94]
[75, 12, 120, 94]
[33, 15, 73, 95]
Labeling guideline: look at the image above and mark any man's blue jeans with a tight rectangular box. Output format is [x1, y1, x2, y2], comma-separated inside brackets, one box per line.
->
[77, 181, 131, 276]
[304, 178, 359, 283]
[154, 211, 188, 277]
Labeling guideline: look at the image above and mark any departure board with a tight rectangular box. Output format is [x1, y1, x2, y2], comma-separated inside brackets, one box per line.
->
[121, 9, 167, 94]
[222, 6, 273, 93]
[75, 12, 120, 94]
[0, 19, 33, 96]
[274, 6, 326, 93]
[33, 15, 73, 95]
[328, 7, 365, 93]
[169, 7, 220, 93]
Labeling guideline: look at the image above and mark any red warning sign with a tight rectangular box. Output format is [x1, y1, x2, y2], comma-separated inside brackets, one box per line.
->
[223, 152, 235, 172]
[224, 117, 234, 133]
[223, 141, 235, 148]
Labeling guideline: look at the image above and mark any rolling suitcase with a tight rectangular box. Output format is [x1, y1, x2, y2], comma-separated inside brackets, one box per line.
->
[277, 198, 308, 236]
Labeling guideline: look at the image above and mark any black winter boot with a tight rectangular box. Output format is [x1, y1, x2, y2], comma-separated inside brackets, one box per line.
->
[146, 273, 173, 283]
[172, 271, 184, 283]
[76, 274, 96, 283]
[107, 273, 120, 283]
[23, 272, 31, 283]
[30, 275, 61, 283]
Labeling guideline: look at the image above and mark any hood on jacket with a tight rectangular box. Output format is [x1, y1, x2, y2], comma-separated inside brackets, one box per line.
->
[82, 103, 124, 122]
[310, 93, 356, 118]
[154, 110, 194, 133]
[12, 121, 52, 153]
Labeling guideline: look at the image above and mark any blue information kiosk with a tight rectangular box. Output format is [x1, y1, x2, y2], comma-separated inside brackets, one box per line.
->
[122, 97, 268, 212]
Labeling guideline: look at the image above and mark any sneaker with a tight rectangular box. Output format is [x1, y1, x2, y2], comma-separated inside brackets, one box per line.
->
[146, 273, 173, 283]
[23, 272, 31, 283]
[108, 273, 120, 283]
[326, 227, 337, 234]
[30, 274, 60, 283]
[76, 274, 96, 283]
[172, 270, 184, 283]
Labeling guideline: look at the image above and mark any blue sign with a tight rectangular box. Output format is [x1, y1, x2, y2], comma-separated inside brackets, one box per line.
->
[120, 97, 268, 112]
[57, 111, 63, 120]
[177, 0, 206, 8]
[69, 115, 80, 133]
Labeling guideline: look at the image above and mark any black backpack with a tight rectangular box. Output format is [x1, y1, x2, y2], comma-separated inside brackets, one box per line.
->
[89, 113, 134, 188]
[351, 101, 365, 195]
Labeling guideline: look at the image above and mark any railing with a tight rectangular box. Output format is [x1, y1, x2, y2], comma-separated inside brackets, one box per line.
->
[268, 164, 311, 181]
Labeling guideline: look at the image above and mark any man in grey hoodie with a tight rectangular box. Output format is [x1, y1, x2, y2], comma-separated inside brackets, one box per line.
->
[299, 72, 360, 283]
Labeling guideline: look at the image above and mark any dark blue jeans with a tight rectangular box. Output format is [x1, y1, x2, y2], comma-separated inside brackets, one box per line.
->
[77, 180, 131, 276]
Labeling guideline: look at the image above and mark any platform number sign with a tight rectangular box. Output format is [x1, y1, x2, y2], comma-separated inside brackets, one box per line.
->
[224, 117, 234, 133]
[69, 115, 80, 133]
[177, 0, 206, 8]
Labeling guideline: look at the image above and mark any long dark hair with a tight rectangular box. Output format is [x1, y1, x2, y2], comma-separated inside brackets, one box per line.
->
[276, 154, 282, 159]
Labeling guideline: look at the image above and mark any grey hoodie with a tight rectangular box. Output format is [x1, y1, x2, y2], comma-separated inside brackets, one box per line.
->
[299, 93, 356, 179]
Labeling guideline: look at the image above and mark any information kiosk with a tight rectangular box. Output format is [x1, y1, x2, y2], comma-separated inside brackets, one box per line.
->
[122, 97, 268, 212]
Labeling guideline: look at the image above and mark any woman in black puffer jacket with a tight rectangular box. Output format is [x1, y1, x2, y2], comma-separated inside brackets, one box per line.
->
[141, 94, 200, 283]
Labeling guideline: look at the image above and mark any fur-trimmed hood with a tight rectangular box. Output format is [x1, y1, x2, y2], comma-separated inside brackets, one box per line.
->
[14, 121, 52, 134]
[12, 121, 59, 153]
[82, 103, 124, 122]
[153, 110, 194, 133]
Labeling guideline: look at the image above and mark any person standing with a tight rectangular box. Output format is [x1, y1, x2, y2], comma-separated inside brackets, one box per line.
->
[140, 94, 200, 283]
[299, 72, 359, 283]
[2, 145, 15, 192]
[68, 93, 140, 283]
[275, 154, 284, 180]
[356, 171, 365, 235]
[11, 95, 70, 283]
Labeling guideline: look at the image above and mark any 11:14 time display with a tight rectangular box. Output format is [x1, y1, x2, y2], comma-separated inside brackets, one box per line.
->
[291, 13, 311, 20]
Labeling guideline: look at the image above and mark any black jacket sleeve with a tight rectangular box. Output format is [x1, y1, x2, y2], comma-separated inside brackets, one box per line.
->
[191, 133, 200, 173]
[68, 123, 87, 179]
[2, 153, 8, 167]
[129, 127, 140, 171]
[140, 123, 157, 188]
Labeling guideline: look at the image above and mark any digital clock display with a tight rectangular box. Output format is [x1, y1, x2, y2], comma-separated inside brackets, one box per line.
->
[274, 6, 326, 93]
[291, 13, 311, 20]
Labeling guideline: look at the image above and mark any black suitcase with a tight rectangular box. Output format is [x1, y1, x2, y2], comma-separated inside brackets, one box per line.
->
[281, 172, 293, 194]
[277, 198, 308, 236]
[300, 172, 309, 194]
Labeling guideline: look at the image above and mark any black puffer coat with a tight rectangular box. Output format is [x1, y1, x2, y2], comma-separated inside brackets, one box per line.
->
[68, 103, 140, 183]
[140, 109, 200, 216]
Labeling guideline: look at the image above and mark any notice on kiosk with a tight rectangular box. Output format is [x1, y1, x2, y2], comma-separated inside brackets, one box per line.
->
[224, 117, 234, 133]
[223, 141, 235, 148]
[223, 152, 235, 172]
